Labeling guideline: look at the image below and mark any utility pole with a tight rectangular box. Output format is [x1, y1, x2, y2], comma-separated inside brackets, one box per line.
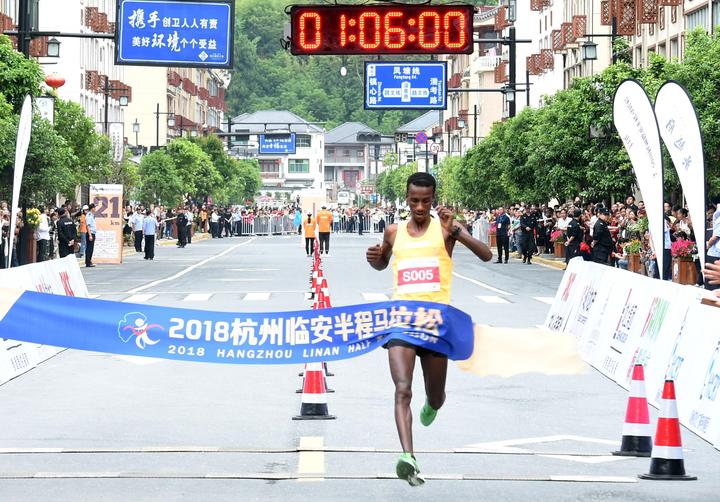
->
[473, 104, 478, 146]
[508, 26, 516, 118]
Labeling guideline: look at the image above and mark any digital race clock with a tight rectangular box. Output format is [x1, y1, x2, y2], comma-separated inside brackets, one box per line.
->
[289, 4, 475, 55]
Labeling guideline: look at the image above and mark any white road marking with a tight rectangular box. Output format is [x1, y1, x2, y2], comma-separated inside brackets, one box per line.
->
[466, 435, 619, 455]
[243, 292, 271, 301]
[183, 293, 212, 302]
[534, 296, 555, 305]
[218, 278, 268, 282]
[453, 272, 514, 296]
[123, 294, 156, 303]
[477, 295, 510, 304]
[362, 292, 390, 301]
[126, 237, 257, 294]
[112, 355, 163, 366]
[298, 436, 325, 482]
[538, 454, 630, 464]
[229, 268, 279, 272]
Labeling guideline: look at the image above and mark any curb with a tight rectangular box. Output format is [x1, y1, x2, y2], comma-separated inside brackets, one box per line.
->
[492, 251, 567, 271]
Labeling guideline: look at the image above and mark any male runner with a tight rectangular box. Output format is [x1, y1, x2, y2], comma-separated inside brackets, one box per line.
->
[366, 172, 492, 486]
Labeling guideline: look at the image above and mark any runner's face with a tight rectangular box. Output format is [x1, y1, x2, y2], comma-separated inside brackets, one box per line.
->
[406, 184, 434, 223]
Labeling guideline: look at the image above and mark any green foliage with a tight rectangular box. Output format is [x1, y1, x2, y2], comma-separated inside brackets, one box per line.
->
[54, 99, 112, 185]
[193, 135, 261, 204]
[0, 35, 44, 110]
[138, 150, 184, 207]
[165, 138, 220, 198]
[376, 163, 417, 202]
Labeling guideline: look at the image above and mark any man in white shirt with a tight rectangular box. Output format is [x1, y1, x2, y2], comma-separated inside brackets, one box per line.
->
[130, 207, 144, 253]
[34, 206, 51, 262]
[556, 208, 572, 232]
[705, 201, 720, 291]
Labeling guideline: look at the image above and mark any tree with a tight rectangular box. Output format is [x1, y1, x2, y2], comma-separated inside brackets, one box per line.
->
[165, 138, 220, 199]
[193, 134, 261, 204]
[138, 150, 184, 206]
[54, 99, 112, 186]
[0, 35, 44, 110]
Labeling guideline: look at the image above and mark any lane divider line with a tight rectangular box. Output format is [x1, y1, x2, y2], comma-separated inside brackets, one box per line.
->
[126, 237, 257, 294]
[0, 472, 638, 483]
[453, 272, 514, 296]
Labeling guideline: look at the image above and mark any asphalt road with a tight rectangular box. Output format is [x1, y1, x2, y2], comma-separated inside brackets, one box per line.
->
[0, 232, 717, 501]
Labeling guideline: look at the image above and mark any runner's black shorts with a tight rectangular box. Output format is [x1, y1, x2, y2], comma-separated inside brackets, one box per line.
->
[384, 338, 447, 358]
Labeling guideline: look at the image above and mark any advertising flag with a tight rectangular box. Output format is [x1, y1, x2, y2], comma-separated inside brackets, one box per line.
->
[613, 80, 665, 278]
[654, 81, 707, 269]
[6, 96, 33, 267]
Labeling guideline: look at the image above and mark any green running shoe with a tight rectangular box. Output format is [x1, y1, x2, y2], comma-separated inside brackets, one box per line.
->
[420, 401, 438, 427]
[396, 453, 425, 487]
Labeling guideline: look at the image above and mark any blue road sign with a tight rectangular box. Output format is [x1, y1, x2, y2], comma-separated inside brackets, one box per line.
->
[415, 132, 428, 144]
[116, 0, 234, 68]
[259, 133, 296, 154]
[364, 62, 447, 110]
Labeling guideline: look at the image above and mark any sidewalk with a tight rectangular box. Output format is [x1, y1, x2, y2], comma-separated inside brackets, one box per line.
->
[492, 249, 567, 270]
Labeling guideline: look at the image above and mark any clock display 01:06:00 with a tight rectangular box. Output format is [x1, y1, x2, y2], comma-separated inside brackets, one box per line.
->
[290, 5, 475, 55]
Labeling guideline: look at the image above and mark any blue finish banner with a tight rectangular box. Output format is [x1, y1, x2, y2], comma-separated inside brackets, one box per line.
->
[115, 0, 234, 68]
[0, 289, 474, 364]
[365, 62, 447, 110]
[259, 133, 296, 155]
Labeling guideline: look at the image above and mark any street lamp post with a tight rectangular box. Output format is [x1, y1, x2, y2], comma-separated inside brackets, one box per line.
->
[103, 77, 129, 135]
[154, 103, 175, 148]
[132, 119, 140, 146]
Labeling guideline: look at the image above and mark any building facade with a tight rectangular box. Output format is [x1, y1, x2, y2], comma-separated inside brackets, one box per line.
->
[324, 122, 393, 202]
[231, 110, 325, 198]
[123, 66, 229, 149]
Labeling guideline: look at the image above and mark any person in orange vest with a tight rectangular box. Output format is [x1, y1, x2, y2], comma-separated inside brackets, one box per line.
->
[316, 205, 333, 256]
[302, 210, 316, 257]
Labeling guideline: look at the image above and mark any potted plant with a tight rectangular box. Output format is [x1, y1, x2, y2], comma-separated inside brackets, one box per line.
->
[22, 208, 41, 264]
[625, 240, 643, 273]
[671, 240, 698, 285]
[489, 221, 497, 248]
[551, 229, 565, 258]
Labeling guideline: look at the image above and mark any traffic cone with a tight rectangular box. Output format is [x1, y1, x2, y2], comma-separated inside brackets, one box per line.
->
[639, 380, 697, 480]
[293, 362, 335, 420]
[613, 364, 653, 457]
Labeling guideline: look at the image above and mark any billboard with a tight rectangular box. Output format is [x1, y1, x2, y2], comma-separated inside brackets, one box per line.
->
[115, 0, 234, 68]
[89, 184, 124, 265]
[259, 133, 296, 154]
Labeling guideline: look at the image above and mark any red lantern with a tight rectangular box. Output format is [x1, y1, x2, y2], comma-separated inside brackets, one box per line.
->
[45, 73, 65, 90]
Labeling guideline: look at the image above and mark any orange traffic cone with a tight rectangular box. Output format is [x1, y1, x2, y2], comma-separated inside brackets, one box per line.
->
[613, 364, 653, 457]
[639, 380, 696, 480]
[293, 362, 335, 420]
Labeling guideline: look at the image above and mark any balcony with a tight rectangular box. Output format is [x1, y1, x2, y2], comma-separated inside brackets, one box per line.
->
[476, 55, 503, 73]
[448, 72, 463, 89]
[444, 117, 459, 132]
[167, 71, 182, 87]
[181, 78, 198, 96]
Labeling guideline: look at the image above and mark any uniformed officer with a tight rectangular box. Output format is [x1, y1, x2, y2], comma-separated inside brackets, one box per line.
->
[56, 208, 77, 258]
[565, 208, 584, 263]
[591, 207, 613, 265]
[519, 206, 536, 264]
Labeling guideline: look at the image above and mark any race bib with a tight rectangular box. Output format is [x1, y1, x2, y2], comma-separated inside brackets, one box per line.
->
[397, 257, 441, 294]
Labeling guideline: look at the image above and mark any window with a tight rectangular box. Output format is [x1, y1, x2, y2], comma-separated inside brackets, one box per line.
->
[686, 6, 709, 32]
[344, 149, 351, 157]
[670, 37, 678, 59]
[288, 159, 310, 173]
[296, 134, 312, 148]
[357, 149, 364, 158]
[658, 43, 666, 57]
[259, 160, 279, 173]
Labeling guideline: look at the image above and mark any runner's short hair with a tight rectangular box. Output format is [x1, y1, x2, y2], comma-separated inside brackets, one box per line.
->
[406, 172, 436, 194]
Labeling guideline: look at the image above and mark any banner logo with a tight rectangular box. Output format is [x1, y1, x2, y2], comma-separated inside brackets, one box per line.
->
[118, 313, 164, 350]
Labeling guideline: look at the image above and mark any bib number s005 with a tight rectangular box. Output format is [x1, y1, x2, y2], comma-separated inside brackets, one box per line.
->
[397, 257, 441, 294]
